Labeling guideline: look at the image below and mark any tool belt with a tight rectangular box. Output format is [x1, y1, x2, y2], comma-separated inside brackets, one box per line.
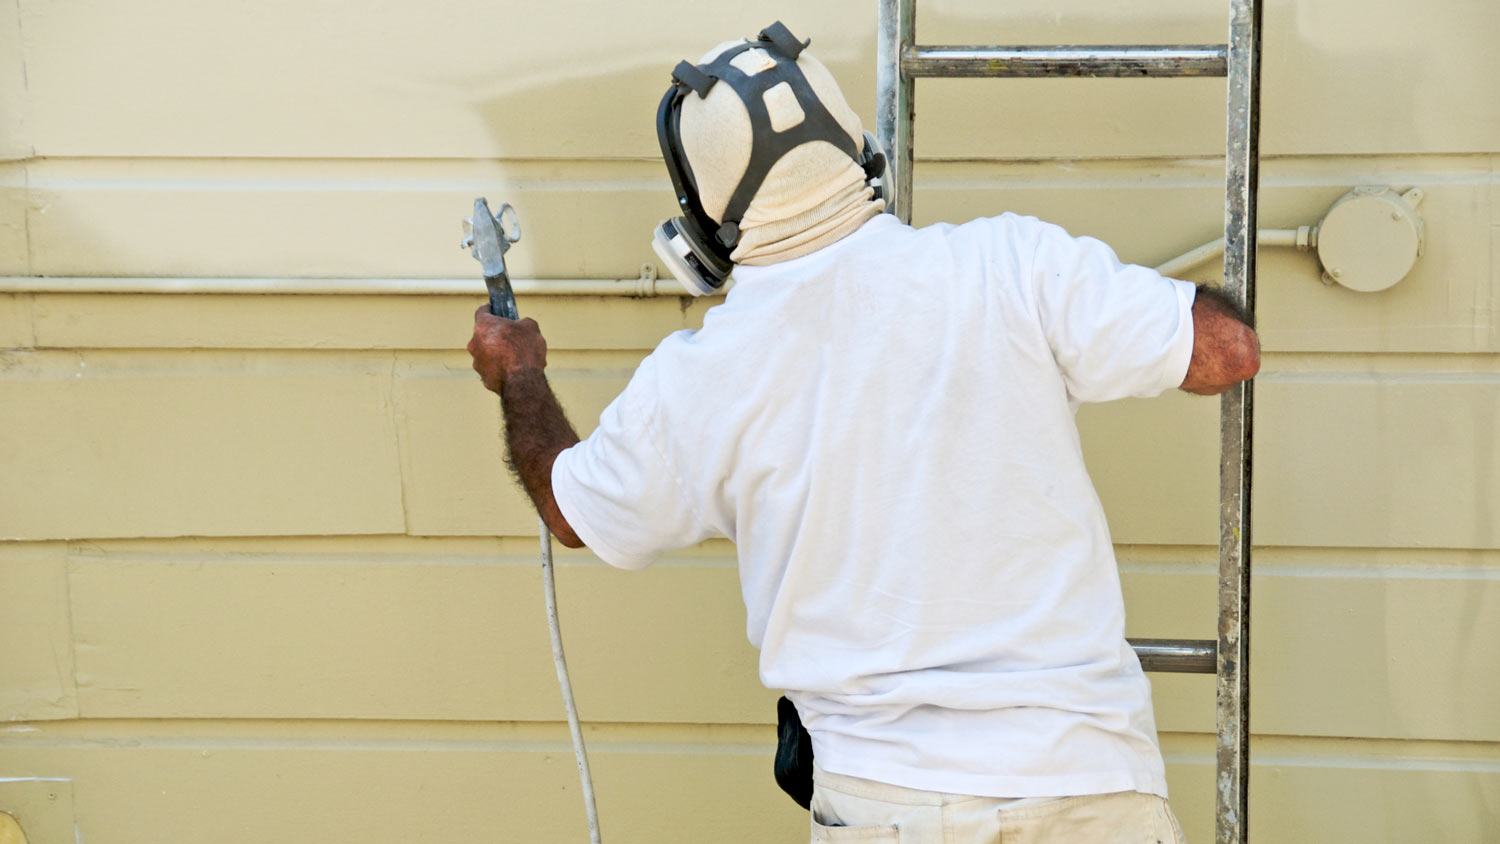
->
[774, 696, 815, 810]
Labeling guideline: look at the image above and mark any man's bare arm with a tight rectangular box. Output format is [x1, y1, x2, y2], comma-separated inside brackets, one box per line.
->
[468, 307, 584, 547]
[1180, 285, 1261, 396]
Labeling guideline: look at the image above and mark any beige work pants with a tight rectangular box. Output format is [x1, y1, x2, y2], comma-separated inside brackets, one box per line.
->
[809, 766, 1188, 844]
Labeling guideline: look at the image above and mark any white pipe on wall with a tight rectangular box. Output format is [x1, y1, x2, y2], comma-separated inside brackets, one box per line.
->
[1154, 227, 1311, 279]
[0, 227, 1316, 299]
[0, 274, 693, 297]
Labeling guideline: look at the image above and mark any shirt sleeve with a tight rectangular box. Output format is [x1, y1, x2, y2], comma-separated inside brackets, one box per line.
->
[1028, 220, 1198, 403]
[550, 353, 714, 570]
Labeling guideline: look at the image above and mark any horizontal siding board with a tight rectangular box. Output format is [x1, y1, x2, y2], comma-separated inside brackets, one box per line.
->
[0, 730, 1495, 844]
[68, 554, 562, 720]
[1143, 567, 1500, 742]
[16, 1, 1500, 159]
[4, 352, 1497, 547]
[1493, 154, 1499, 224]
[394, 362, 639, 537]
[0, 179, 27, 275]
[1255, 376, 1500, 549]
[393, 370, 525, 538]
[1251, 759, 1500, 843]
[1253, 573, 1500, 743]
[0, 542, 77, 720]
[0, 0, 26, 162]
[1085, 378, 1500, 549]
[1165, 741, 1500, 844]
[0, 741, 804, 844]
[19, 0, 723, 160]
[20, 180, 672, 281]
[59, 541, 1500, 742]
[0, 351, 405, 539]
[65, 551, 773, 723]
[1492, 215, 1499, 358]
[0, 294, 32, 348]
[1078, 390, 1220, 547]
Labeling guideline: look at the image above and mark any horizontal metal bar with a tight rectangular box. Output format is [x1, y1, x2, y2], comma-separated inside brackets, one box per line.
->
[1129, 638, 1217, 674]
[903, 45, 1227, 78]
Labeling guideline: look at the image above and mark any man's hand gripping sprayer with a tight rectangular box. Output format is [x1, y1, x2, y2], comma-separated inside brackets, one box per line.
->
[462, 198, 603, 843]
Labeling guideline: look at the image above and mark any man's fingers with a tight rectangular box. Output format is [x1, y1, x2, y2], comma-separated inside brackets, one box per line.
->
[474, 303, 536, 328]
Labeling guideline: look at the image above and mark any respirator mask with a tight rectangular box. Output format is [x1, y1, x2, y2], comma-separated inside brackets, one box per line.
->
[651, 22, 892, 296]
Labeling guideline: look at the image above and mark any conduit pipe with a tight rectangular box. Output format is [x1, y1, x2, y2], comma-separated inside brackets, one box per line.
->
[1154, 226, 1310, 278]
[0, 227, 1318, 298]
[0, 268, 689, 297]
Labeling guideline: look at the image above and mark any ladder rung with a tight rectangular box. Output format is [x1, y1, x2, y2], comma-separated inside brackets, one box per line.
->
[1129, 638, 1217, 673]
[902, 45, 1227, 79]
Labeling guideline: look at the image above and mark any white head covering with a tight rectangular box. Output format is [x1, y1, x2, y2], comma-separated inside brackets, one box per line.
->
[678, 39, 885, 266]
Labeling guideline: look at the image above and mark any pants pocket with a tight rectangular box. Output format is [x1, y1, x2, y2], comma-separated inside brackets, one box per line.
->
[1154, 798, 1189, 844]
[810, 814, 900, 843]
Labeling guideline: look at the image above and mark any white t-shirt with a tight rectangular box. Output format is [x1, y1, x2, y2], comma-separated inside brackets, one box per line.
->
[552, 212, 1197, 799]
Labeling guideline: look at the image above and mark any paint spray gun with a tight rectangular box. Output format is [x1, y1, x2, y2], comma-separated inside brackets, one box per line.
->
[462, 198, 602, 843]
[461, 197, 522, 320]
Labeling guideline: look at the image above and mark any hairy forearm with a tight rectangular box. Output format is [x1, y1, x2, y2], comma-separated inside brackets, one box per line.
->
[499, 365, 583, 547]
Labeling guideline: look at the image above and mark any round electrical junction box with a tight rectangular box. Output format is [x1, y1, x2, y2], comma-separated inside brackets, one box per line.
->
[1314, 186, 1425, 292]
[0, 813, 28, 844]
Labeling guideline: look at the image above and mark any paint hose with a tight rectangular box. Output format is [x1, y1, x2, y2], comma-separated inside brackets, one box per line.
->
[539, 516, 603, 844]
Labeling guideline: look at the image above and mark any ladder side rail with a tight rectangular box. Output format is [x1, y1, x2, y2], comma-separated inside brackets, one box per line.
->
[1217, 0, 1262, 842]
[877, 0, 916, 223]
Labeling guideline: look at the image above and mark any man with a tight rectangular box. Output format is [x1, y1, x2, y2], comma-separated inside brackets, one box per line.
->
[468, 24, 1257, 844]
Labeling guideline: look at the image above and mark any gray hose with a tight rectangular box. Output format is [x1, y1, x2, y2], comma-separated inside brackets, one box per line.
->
[538, 515, 602, 843]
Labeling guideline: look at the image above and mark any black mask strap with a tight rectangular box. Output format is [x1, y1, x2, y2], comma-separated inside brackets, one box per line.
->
[687, 24, 858, 248]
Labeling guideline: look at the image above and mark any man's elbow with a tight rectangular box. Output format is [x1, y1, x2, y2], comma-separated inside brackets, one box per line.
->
[554, 527, 586, 549]
[1207, 326, 1259, 393]
[544, 508, 586, 548]
[1231, 324, 1261, 383]
[1180, 323, 1262, 395]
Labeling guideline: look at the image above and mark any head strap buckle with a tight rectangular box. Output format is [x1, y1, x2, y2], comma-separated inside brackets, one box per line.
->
[757, 21, 809, 60]
[671, 60, 717, 97]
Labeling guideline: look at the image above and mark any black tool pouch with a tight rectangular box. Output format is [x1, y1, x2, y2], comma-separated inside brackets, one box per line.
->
[774, 696, 815, 810]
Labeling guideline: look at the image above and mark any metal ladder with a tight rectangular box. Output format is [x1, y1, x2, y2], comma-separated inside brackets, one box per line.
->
[875, 2, 1261, 842]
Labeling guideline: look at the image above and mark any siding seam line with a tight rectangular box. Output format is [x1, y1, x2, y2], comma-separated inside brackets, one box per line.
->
[60, 541, 82, 720]
[10, 0, 24, 95]
[13, 0, 33, 264]
[21, 158, 33, 276]
[389, 350, 412, 536]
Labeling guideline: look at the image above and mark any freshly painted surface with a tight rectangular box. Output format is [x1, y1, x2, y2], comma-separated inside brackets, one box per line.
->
[2, 0, 1498, 841]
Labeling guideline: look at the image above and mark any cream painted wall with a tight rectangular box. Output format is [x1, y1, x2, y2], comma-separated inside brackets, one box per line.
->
[1, 1, 1497, 842]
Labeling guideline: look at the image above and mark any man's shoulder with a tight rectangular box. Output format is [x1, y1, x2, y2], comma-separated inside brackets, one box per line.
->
[955, 211, 1045, 240]
[891, 213, 1047, 260]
